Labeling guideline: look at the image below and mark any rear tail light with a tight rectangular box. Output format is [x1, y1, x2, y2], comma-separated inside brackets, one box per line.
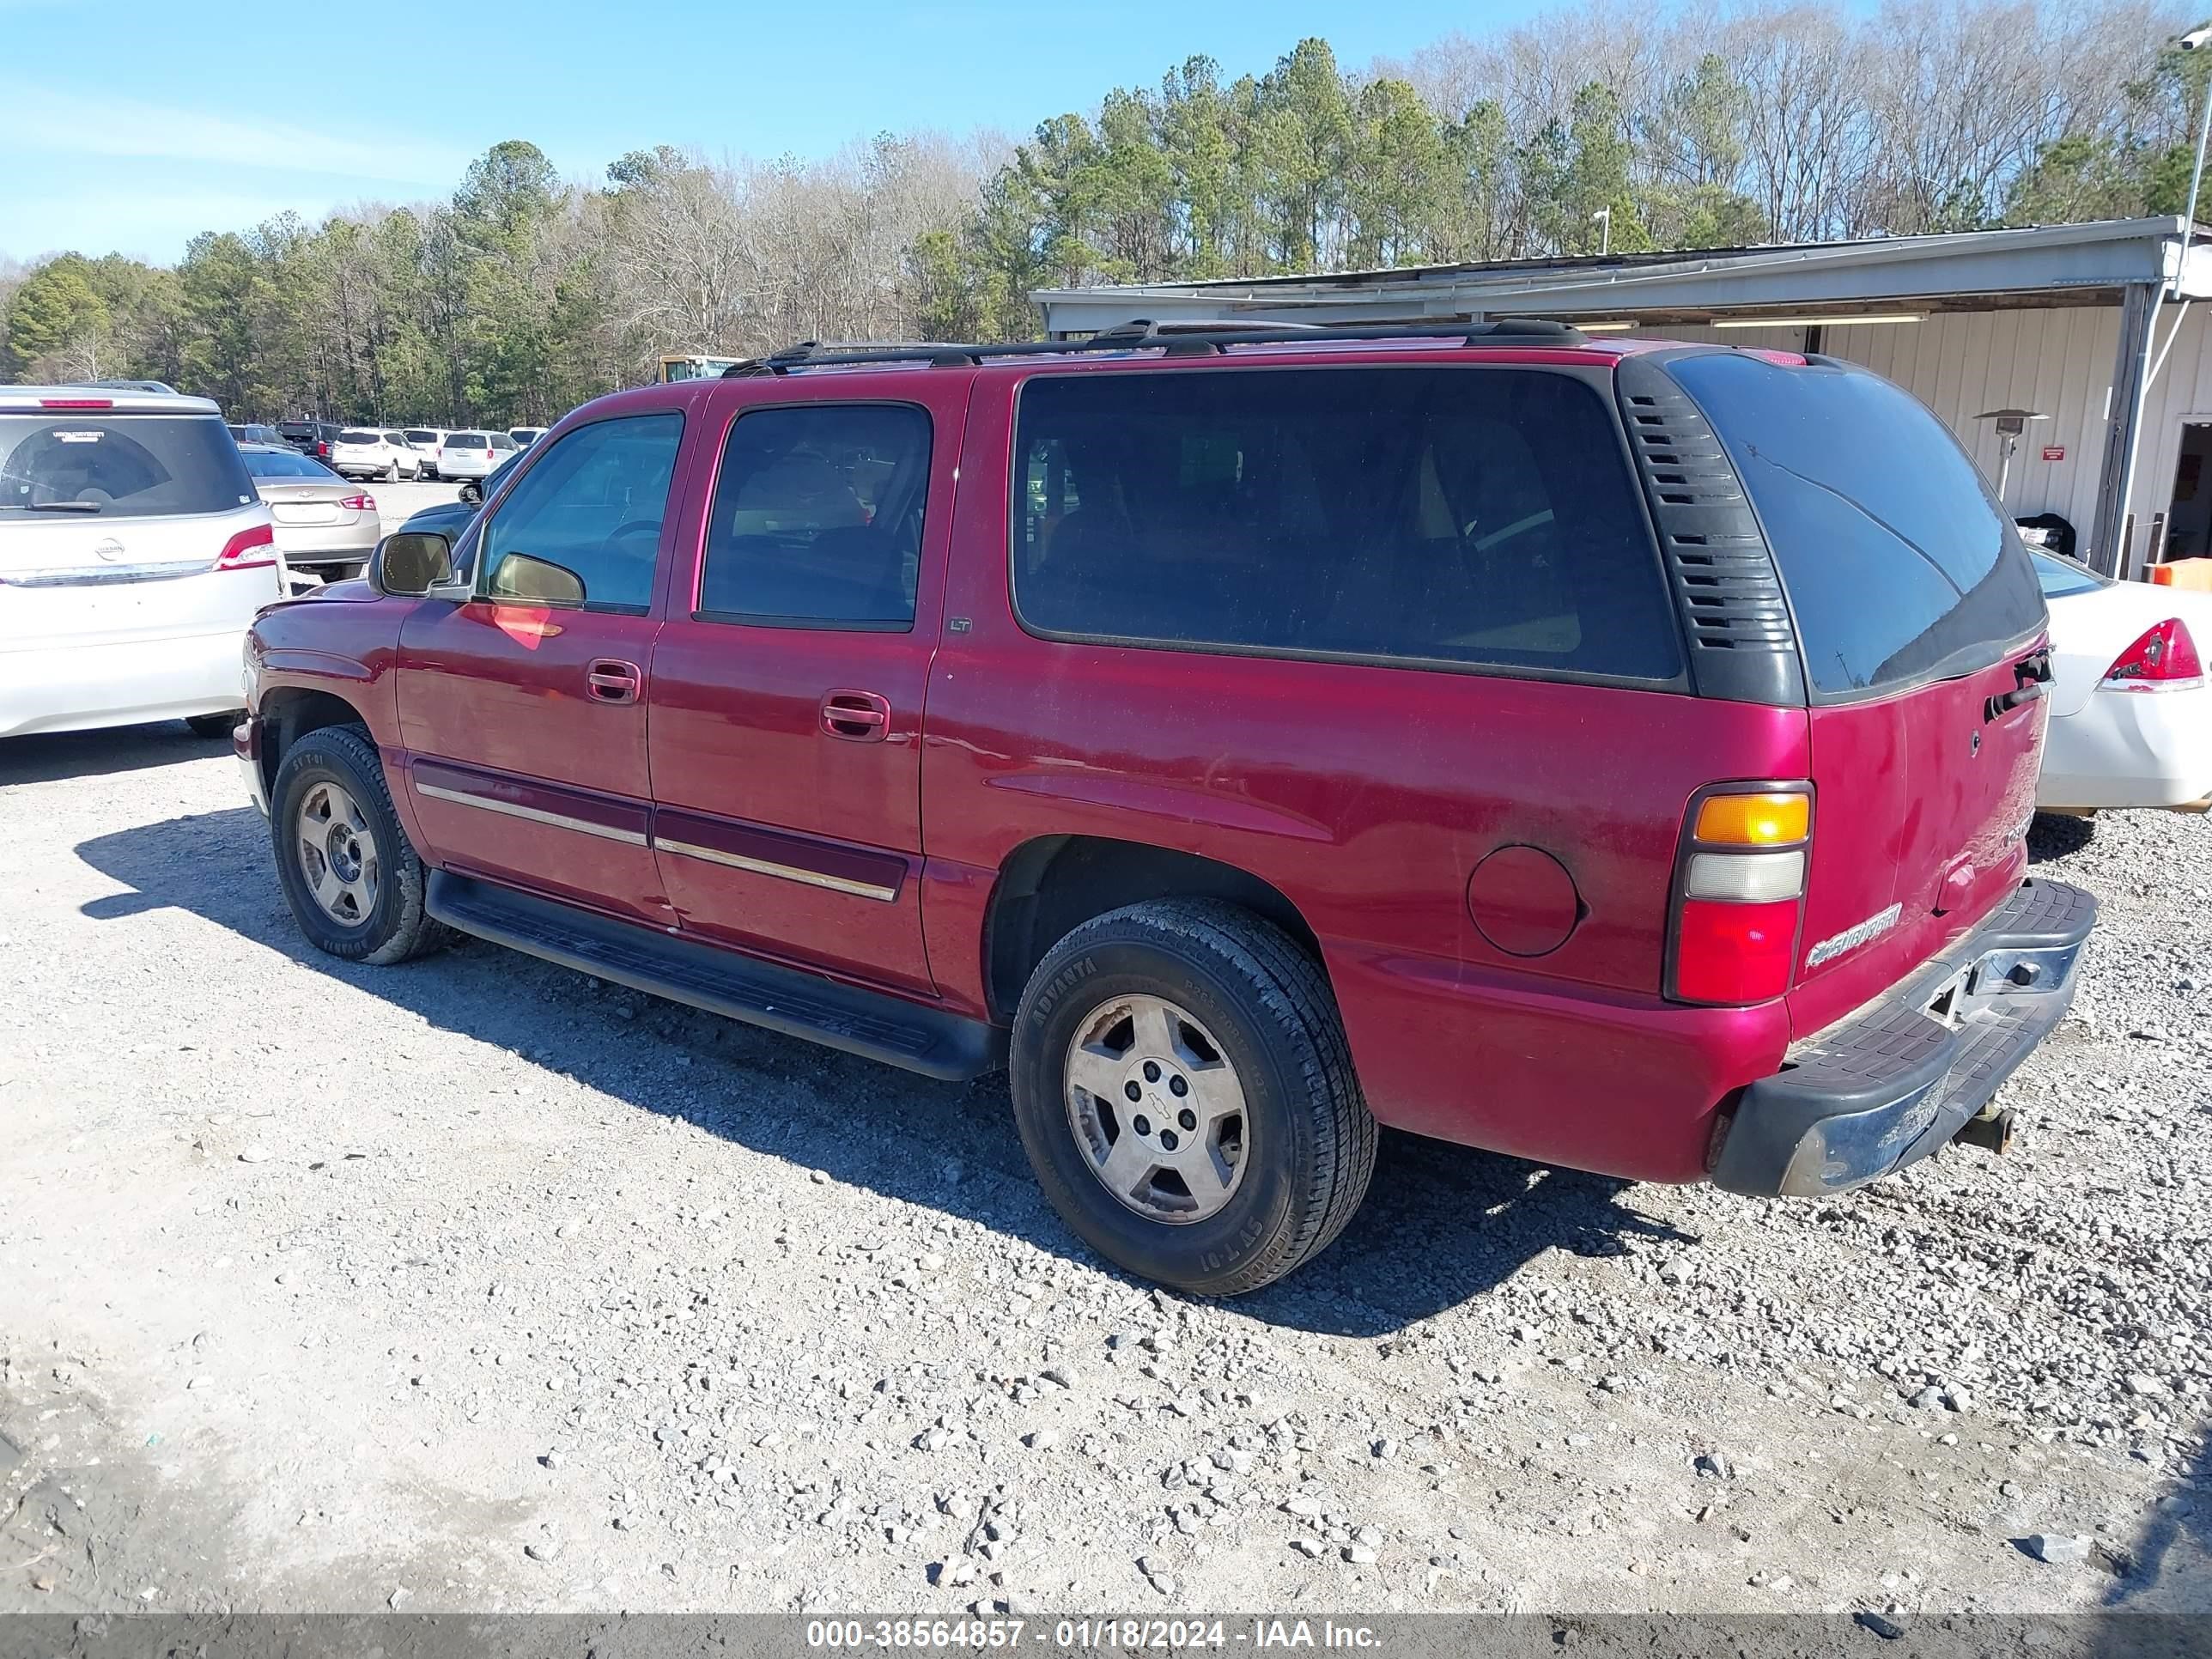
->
[339, 493, 375, 511]
[314, 441, 330, 457]
[1668, 785, 1812, 1006]
[2102, 618, 2203, 690]
[215, 522, 277, 572]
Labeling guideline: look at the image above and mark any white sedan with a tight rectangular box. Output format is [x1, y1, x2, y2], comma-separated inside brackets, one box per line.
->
[2034, 550, 2212, 813]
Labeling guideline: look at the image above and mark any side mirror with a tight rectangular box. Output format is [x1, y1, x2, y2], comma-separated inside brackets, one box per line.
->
[371, 531, 454, 597]
[458, 479, 483, 506]
[486, 552, 585, 606]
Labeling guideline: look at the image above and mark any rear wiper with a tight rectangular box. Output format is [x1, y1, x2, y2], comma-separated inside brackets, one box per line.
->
[0, 501, 101, 513]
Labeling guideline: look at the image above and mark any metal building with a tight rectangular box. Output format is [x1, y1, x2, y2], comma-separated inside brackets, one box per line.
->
[1033, 217, 2212, 579]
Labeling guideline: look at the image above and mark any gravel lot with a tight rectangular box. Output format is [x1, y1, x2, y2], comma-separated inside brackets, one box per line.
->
[1, 726, 2207, 1622]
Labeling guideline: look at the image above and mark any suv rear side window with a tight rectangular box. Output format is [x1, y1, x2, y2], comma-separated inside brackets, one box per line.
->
[477, 412, 683, 613]
[698, 404, 932, 629]
[1665, 353, 2045, 697]
[1011, 367, 1679, 680]
[0, 414, 255, 519]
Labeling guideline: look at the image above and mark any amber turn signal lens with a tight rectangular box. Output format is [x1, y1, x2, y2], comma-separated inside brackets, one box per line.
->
[1694, 792, 1809, 847]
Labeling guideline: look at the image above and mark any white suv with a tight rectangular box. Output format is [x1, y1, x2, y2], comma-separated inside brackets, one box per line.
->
[330, 428, 419, 481]
[1, 386, 280, 739]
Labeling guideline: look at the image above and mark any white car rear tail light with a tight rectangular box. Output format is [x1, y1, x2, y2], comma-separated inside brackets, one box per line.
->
[2102, 618, 2204, 691]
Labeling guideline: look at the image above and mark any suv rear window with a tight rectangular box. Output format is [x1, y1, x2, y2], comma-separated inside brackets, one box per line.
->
[404, 429, 438, 443]
[0, 414, 256, 519]
[1011, 366, 1680, 681]
[447, 432, 488, 447]
[338, 430, 380, 444]
[1665, 353, 2045, 698]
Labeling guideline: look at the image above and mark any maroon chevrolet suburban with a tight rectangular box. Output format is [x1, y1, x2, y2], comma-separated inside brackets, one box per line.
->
[237, 321, 2094, 1294]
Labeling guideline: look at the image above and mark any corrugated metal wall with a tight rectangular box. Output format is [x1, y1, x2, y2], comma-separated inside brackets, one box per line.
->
[1819, 309, 2120, 535]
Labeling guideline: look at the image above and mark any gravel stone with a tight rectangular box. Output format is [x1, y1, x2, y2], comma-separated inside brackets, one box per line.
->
[3, 743, 2209, 1614]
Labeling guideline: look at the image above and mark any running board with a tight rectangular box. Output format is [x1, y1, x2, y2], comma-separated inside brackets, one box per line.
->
[427, 872, 1004, 1082]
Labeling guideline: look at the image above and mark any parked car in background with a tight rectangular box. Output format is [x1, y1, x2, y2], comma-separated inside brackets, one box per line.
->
[330, 429, 419, 482]
[228, 422, 286, 447]
[238, 328, 2094, 1294]
[278, 420, 344, 462]
[378, 449, 526, 562]
[238, 444, 379, 587]
[3, 385, 278, 739]
[434, 429, 516, 480]
[508, 426, 547, 449]
[2032, 550, 2212, 813]
[403, 428, 445, 477]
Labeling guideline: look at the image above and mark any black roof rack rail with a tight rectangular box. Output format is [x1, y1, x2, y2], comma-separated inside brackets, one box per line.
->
[722, 316, 1588, 375]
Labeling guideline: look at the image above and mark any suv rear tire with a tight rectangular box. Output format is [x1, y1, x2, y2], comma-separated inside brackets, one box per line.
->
[1010, 900, 1375, 1295]
[270, 725, 447, 966]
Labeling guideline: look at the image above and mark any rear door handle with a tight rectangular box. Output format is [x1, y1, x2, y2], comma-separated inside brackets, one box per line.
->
[821, 689, 891, 741]
[586, 659, 642, 705]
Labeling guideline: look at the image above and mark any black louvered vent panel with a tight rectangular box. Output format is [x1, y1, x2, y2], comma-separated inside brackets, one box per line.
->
[1615, 356, 1805, 706]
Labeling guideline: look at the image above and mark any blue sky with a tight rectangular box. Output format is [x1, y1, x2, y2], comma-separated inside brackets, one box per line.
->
[0, 0, 1530, 265]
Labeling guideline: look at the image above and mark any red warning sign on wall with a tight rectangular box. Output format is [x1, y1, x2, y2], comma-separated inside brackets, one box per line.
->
[2041, 446, 2065, 462]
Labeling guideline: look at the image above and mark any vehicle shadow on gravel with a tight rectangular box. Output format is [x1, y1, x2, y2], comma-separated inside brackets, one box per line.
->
[74, 805, 1698, 1337]
[1, 722, 232, 787]
[2102, 1431, 2212, 1613]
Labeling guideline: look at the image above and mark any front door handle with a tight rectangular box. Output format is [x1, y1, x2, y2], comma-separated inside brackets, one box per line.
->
[821, 689, 891, 741]
[586, 659, 642, 705]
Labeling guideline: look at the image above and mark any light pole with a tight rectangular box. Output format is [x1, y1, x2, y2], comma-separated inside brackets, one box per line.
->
[2179, 24, 2212, 297]
[1592, 207, 1612, 257]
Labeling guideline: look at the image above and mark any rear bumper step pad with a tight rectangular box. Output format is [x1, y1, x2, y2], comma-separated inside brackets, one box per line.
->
[1711, 877, 2097, 1197]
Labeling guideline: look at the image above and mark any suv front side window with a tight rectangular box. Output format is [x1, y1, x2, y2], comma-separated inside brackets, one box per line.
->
[476, 412, 683, 614]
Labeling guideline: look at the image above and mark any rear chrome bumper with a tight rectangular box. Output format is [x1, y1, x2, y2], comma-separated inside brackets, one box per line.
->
[1711, 878, 2097, 1197]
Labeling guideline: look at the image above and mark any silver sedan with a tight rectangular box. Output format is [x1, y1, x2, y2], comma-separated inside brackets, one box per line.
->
[238, 443, 380, 586]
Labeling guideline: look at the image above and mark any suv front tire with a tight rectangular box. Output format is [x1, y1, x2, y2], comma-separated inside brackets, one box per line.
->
[1010, 901, 1376, 1295]
[270, 725, 447, 965]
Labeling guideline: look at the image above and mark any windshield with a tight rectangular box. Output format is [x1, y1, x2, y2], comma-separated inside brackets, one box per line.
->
[243, 448, 342, 481]
[404, 430, 438, 443]
[0, 414, 256, 518]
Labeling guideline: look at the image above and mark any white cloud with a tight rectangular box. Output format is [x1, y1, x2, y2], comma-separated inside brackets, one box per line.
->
[0, 81, 464, 185]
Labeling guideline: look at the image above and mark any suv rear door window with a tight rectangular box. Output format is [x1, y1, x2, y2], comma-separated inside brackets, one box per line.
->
[697, 404, 933, 629]
[1010, 366, 1679, 681]
[1664, 352, 2045, 697]
[477, 412, 683, 613]
[0, 414, 256, 518]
